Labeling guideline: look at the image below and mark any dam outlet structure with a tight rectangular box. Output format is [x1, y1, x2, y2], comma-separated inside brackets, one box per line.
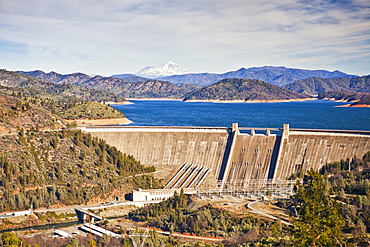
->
[81, 124, 370, 194]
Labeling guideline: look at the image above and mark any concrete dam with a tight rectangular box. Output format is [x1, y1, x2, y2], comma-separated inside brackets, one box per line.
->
[82, 124, 370, 188]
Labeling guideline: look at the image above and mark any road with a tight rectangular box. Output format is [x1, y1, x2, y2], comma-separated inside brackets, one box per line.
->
[137, 227, 224, 242]
[247, 200, 292, 225]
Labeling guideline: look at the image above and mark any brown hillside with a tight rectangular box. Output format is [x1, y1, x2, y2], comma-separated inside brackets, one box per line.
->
[0, 93, 64, 134]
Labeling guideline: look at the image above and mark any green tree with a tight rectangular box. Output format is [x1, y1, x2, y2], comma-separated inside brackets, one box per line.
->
[68, 236, 79, 247]
[88, 239, 96, 247]
[1, 232, 23, 246]
[292, 170, 344, 246]
[51, 134, 59, 150]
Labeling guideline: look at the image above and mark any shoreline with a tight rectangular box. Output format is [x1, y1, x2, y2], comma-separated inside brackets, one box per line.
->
[335, 104, 370, 108]
[126, 98, 183, 101]
[184, 98, 317, 103]
[104, 101, 133, 105]
[107, 97, 369, 107]
[322, 98, 370, 108]
[65, 117, 132, 126]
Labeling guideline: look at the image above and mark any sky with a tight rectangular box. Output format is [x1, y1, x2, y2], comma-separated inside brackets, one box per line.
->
[0, 0, 369, 76]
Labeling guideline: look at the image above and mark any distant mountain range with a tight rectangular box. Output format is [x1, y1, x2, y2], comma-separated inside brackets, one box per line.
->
[15, 69, 308, 101]
[17, 70, 197, 99]
[112, 63, 356, 87]
[15, 65, 369, 102]
[158, 66, 356, 87]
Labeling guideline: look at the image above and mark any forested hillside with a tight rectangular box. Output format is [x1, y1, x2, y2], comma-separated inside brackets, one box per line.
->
[78, 75, 196, 98]
[283, 75, 370, 95]
[17, 70, 92, 85]
[57, 101, 125, 120]
[320, 153, 370, 237]
[0, 91, 126, 134]
[0, 72, 160, 217]
[184, 78, 307, 101]
[0, 128, 158, 213]
[0, 93, 159, 215]
[17, 70, 197, 99]
[0, 70, 127, 103]
[318, 91, 370, 105]
[1, 70, 129, 129]
[0, 93, 64, 133]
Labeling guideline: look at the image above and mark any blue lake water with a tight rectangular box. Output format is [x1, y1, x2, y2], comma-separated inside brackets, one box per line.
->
[112, 100, 370, 131]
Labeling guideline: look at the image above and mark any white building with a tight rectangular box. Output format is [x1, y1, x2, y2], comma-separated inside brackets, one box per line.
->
[131, 188, 196, 202]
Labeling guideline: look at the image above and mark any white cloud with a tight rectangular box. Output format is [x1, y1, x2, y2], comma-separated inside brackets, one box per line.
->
[0, 0, 369, 75]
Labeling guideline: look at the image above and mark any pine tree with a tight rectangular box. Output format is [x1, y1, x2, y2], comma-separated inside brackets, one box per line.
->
[1, 232, 23, 246]
[293, 169, 345, 246]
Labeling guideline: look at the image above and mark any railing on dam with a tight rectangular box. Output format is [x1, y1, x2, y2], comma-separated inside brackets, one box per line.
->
[82, 124, 370, 135]
[288, 128, 370, 136]
[81, 126, 230, 132]
[238, 127, 282, 136]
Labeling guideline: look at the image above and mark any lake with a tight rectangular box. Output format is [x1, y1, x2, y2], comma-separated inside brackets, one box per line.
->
[112, 100, 370, 131]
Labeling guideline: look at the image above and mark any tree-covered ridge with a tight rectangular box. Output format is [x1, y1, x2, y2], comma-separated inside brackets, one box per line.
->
[17, 70, 198, 99]
[184, 78, 307, 101]
[0, 92, 126, 134]
[0, 70, 127, 103]
[320, 151, 370, 236]
[58, 101, 125, 119]
[283, 75, 370, 95]
[17, 70, 92, 85]
[0, 129, 159, 213]
[72, 75, 197, 99]
[0, 93, 64, 133]
[318, 91, 370, 104]
[289, 152, 370, 246]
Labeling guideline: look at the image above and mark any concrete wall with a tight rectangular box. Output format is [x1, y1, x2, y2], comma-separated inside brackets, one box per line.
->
[84, 127, 230, 180]
[274, 129, 370, 179]
[225, 133, 279, 184]
[83, 125, 370, 184]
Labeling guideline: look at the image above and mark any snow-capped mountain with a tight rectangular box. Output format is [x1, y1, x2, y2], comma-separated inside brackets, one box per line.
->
[136, 61, 191, 78]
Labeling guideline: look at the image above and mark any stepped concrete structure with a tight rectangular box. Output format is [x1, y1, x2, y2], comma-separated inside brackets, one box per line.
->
[81, 124, 370, 189]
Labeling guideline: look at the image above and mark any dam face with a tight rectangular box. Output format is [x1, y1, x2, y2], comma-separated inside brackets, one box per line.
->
[82, 124, 370, 185]
[83, 126, 231, 181]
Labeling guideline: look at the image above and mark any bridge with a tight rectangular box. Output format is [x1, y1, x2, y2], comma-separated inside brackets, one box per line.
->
[81, 123, 370, 189]
[74, 208, 102, 223]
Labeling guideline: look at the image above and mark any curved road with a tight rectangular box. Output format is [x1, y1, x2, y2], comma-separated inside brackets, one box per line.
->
[137, 227, 224, 242]
[247, 200, 292, 225]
